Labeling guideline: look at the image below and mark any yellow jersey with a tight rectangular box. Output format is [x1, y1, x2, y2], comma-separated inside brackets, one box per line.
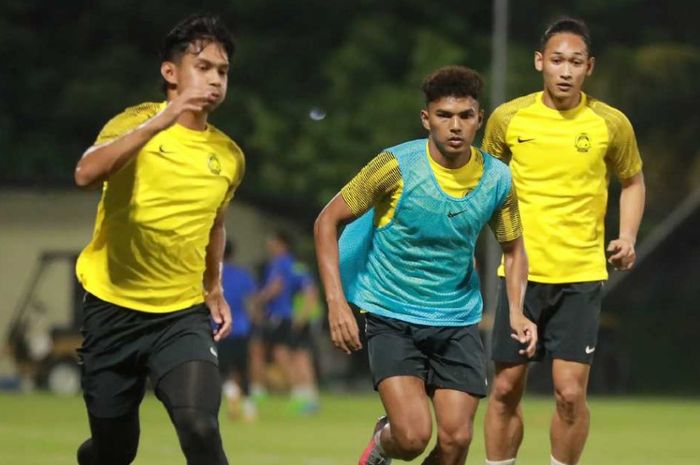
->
[341, 145, 522, 243]
[76, 102, 245, 312]
[482, 91, 642, 283]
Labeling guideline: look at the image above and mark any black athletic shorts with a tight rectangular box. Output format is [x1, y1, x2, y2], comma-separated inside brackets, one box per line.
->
[365, 313, 488, 397]
[217, 335, 249, 378]
[289, 322, 313, 350]
[78, 293, 219, 418]
[490, 279, 604, 365]
[263, 317, 293, 347]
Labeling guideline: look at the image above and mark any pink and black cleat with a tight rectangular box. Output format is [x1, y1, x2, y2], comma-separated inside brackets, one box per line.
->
[358, 416, 391, 465]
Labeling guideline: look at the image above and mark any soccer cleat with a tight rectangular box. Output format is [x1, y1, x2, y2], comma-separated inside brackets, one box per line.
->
[358, 416, 391, 465]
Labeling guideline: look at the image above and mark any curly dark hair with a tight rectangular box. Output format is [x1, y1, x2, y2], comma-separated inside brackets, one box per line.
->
[421, 66, 484, 104]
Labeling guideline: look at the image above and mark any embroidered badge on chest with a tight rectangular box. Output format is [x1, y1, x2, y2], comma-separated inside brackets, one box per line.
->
[575, 133, 591, 153]
[208, 153, 222, 175]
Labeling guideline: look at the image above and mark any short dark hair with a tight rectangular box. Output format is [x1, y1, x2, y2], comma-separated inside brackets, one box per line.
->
[161, 14, 235, 62]
[272, 230, 293, 251]
[422, 66, 484, 104]
[160, 14, 235, 92]
[540, 17, 592, 56]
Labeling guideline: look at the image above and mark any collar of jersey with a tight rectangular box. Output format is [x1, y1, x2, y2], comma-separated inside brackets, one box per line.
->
[535, 91, 587, 117]
[425, 142, 487, 203]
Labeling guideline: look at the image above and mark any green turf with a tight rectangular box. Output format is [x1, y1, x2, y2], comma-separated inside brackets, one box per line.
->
[1, 392, 698, 464]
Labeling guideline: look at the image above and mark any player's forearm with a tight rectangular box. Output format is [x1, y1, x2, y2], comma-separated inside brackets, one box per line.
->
[257, 277, 283, 303]
[203, 218, 226, 294]
[502, 236, 528, 315]
[313, 209, 346, 306]
[618, 171, 646, 244]
[74, 118, 164, 189]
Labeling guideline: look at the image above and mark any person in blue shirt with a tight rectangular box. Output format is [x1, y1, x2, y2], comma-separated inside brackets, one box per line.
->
[288, 261, 323, 414]
[255, 230, 297, 392]
[314, 66, 537, 465]
[217, 239, 258, 421]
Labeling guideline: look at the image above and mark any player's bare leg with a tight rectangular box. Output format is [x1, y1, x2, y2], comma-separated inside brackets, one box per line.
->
[248, 337, 267, 399]
[484, 362, 529, 462]
[290, 348, 319, 412]
[375, 376, 432, 461]
[550, 359, 590, 464]
[421, 388, 479, 465]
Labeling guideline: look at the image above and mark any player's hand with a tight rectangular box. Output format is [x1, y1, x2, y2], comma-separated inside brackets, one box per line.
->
[327, 300, 362, 355]
[607, 237, 636, 271]
[150, 87, 220, 131]
[510, 311, 537, 358]
[206, 286, 232, 341]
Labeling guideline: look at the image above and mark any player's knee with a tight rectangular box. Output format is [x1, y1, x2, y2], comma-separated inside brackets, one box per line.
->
[491, 374, 523, 408]
[437, 426, 473, 452]
[172, 408, 221, 454]
[77, 439, 97, 465]
[78, 437, 138, 465]
[392, 425, 431, 459]
[554, 384, 586, 422]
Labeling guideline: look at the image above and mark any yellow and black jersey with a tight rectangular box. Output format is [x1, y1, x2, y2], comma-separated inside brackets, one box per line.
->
[76, 101, 245, 312]
[482, 91, 642, 283]
[340, 146, 522, 243]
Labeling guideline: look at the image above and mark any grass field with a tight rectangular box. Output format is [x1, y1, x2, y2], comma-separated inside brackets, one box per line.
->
[1, 392, 698, 465]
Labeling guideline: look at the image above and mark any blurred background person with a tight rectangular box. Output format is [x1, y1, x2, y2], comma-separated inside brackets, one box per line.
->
[217, 239, 258, 422]
[288, 260, 323, 414]
[253, 231, 297, 400]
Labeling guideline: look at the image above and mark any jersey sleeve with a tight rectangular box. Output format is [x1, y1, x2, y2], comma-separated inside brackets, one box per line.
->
[489, 182, 523, 243]
[605, 112, 643, 180]
[482, 105, 512, 163]
[340, 151, 402, 216]
[219, 143, 246, 210]
[93, 102, 161, 145]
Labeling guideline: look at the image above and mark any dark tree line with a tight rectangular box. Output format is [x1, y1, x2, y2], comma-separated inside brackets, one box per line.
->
[1, 0, 698, 230]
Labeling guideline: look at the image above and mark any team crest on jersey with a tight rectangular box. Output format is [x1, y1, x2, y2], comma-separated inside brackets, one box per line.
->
[575, 133, 591, 153]
[208, 153, 222, 175]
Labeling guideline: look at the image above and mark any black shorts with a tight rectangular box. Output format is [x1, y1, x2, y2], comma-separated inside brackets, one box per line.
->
[263, 317, 293, 347]
[217, 335, 249, 378]
[78, 293, 218, 418]
[365, 313, 488, 397]
[289, 323, 313, 350]
[491, 279, 603, 365]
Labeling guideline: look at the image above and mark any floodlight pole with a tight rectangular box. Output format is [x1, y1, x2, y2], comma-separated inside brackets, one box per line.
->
[484, 0, 509, 318]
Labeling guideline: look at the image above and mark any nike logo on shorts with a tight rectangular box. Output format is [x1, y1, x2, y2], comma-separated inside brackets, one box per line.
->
[585, 346, 595, 354]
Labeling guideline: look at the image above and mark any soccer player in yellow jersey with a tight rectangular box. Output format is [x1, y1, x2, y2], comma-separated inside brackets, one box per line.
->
[73, 15, 243, 465]
[315, 66, 537, 465]
[482, 18, 646, 465]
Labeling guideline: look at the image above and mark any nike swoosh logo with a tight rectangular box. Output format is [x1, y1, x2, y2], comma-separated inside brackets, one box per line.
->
[517, 137, 535, 143]
[159, 144, 175, 153]
[585, 346, 595, 354]
[447, 210, 468, 218]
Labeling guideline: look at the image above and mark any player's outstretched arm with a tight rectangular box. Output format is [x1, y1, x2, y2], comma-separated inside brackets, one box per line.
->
[501, 236, 537, 358]
[74, 87, 219, 190]
[608, 171, 645, 271]
[314, 194, 362, 355]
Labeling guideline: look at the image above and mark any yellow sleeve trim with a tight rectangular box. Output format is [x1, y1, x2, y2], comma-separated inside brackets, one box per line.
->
[588, 98, 643, 180]
[482, 93, 538, 163]
[489, 183, 523, 243]
[94, 102, 163, 145]
[340, 152, 402, 217]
